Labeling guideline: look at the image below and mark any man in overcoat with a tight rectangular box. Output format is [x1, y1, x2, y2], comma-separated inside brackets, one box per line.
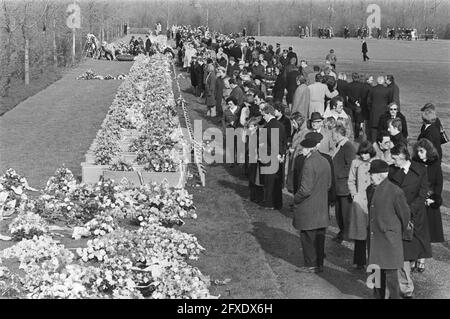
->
[145, 35, 152, 56]
[367, 76, 391, 141]
[260, 104, 287, 210]
[388, 144, 431, 298]
[367, 159, 411, 299]
[293, 135, 332, 273]
[332, 123, 357, 243]
[362, 39, 369, 61]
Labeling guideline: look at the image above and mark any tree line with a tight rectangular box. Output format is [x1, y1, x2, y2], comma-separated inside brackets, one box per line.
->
[1, 0, 448, 97]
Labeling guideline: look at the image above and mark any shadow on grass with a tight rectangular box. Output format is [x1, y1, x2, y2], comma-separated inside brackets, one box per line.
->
[251, 221, 372, 299]
[251, 221, 303, 268]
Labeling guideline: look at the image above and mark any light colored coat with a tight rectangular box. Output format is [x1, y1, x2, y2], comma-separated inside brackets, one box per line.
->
[308, 82, 336, 115]
[347, 157, 372, 240]
[292, 84, 310, 118]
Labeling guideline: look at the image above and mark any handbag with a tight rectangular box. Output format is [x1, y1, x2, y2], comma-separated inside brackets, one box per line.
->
[440, 123, 449, 144]
[403, 220, 414, 241]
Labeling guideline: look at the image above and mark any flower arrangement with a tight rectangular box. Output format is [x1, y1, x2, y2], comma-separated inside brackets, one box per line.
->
[0, 44, 211, 299]
[8, 211, 49, 241]
[110, 159, 134, 172]
[77, 70, 124, 81]
[75, 212, 119, 239]
[44, 167, 77, 198]
[76, 225, 204, 265]
[89, 53, 184, 170]
[0, 235, 74, 272]
[0, 168, 36, 217]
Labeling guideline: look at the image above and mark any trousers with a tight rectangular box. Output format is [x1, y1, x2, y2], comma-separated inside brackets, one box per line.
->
[300, 228, 326, 267]
[335, 195, 351, 238]
[398, 261, 414, 297]
[374, 269, 400, 299]
[353, 240, 367, 266]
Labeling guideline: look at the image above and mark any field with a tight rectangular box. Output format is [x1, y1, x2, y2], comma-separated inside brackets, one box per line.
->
[257, 36, 450, 163]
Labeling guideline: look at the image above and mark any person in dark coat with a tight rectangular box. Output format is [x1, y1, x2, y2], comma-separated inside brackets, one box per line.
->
[378, 102, 408, 139]
[260, 104, 287, 210]
[332, 123, 357, 243]
[387, 118, 408, 148]
[279, 50, 289, 69]
[285, 59, 300, 108]
[274, 102, 292, 142]
[366, 160, 411, 299]
[412, 138, 445, 272]
[145, 35, 152, 56]
[367, 76, 391, 141]
[226, 57, 239, 78]
[346, 72, 363, 130]
[389, 144, 432, 298]
[229, 78, 245, 107]
[293, 134, 332, 273]
[194, 58, 205, 97]
[247, 117, 264, 203]
[418, 107, 442, 161]
[189, 56, 198, 91]
[287, 46, 298, 66]
[362, 39, 369, 61]
[293, 132, 336, 204]
[215, 67, 226, 117]
[272, 66, 286, 103]
[386, 75, 400, 106]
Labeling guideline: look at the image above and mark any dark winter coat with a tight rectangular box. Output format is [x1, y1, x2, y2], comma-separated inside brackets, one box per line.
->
[293, 150, 332, 231]
[332, 140, 357, 196]
[377, 111, 408, 138]
[387, 82, 400, 106]
[418, 122, 442, 161]
[367, 179, 411, 269]
[368, 84, 391, 128]
[388, 161, 432, 260]
[272, 73, 286, 102]
[421, 158, 445, 242]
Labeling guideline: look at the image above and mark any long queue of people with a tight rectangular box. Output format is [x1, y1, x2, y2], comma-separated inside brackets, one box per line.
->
[174, 25, 446, 299]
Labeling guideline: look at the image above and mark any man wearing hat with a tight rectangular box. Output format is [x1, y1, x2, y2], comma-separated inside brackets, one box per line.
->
[292, 132, 336, 205]
[308, 112, 334, 155]
[366, 159, 410, 299]
[293, 133, 332, 273]
[287, 46, 298, 66]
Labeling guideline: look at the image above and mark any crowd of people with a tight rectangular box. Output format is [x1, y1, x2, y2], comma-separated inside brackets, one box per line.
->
[172, 25, 446, 299]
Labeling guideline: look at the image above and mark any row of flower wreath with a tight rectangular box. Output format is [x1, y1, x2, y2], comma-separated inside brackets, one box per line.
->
[91, 48, 187, 173]
[0, 166, 216, 299]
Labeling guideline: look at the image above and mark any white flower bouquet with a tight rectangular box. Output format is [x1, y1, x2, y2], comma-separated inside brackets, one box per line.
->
[8, 211, 50, 241]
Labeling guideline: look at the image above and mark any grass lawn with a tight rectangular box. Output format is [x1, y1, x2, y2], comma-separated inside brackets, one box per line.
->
[0, 68, 63, 117]
[0, 59, 133, 189]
